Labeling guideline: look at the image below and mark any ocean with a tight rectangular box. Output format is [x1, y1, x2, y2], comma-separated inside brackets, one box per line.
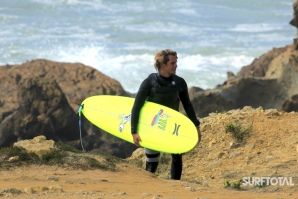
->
[0, 0, 296, 93]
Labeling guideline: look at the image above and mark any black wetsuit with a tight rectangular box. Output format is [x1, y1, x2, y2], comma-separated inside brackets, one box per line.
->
[131, 73, 200, 180]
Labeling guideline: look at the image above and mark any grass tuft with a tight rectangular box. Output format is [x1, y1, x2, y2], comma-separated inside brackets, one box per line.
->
[224, 179, 242, 189]
[224, 123, 252, 142]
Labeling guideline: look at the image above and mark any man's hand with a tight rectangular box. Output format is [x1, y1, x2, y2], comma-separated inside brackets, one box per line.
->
[132, 134, 142, 147]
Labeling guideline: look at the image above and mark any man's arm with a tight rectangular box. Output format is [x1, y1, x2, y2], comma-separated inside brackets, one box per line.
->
[179, 79, 201, 143]
[179, 89, 200, 127]
[131, 80, 151, 134]
[131, 77, 152, 146]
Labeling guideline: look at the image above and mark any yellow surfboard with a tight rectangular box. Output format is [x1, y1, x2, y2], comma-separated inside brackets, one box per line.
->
[80, 95, 198, 153]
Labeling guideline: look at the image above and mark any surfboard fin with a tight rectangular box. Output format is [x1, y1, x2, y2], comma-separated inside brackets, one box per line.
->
[77, 104, 84, 116]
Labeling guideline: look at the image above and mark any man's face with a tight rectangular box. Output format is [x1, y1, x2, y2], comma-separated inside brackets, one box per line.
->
[163, 55, 177, 76]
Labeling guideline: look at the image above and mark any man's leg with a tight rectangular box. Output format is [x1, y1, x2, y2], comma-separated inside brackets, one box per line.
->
[145, 148, 160, 173]
[171, 154, 182, 180]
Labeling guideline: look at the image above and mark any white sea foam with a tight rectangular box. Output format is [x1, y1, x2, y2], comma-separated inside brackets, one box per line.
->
[45, 45, 253, 92]
[0, 0, 296, 93]
[230, 23, 283, 32]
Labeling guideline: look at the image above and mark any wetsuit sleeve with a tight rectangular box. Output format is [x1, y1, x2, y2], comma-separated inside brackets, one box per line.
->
[179, 79, 200, 127]
[131, 77, 152, 134]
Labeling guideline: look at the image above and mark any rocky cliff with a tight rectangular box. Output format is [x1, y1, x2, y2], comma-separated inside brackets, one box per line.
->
[182, 43, 298, 117]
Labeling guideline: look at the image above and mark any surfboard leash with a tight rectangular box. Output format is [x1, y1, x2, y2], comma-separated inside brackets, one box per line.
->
[77, 104, 85, 151]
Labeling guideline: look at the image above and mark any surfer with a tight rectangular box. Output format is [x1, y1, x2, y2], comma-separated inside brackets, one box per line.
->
[131, 49, 201, 180]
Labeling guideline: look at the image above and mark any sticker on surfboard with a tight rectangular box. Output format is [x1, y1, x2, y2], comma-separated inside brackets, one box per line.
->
[118, 113, 131, 133]
[151, 109, 180, 136]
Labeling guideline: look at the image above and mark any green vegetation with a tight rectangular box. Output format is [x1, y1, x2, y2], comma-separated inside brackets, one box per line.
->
[41, 148, 66, 165]
[136, 159, 143, 168]
[215, 110, 227, 114]
[55, 141, 85, 153]
[0, 146, 40, 165]
[160, 153, 170, 164]
[0, 142, 122, 171]
[104, 154, 124, 163]
[224, 123, 252, 142]
[224, 179, 242, 189]
[84, 156, 109, 170]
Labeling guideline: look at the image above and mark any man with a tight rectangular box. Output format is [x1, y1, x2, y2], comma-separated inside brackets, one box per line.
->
[131, 49, 201, 180]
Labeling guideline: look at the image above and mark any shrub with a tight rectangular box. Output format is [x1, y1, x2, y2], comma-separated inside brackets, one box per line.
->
[224, 180, 242, 189]
[225, 123, 252, 142]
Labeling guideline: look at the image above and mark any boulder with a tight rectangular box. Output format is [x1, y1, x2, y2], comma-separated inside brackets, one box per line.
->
[0, 59, 129, 124]
[237, 47, 288, 78]
[0, 77, 86, 147]
[13, 135, 54, 158]
[282, 94, 298, 112]
[185, 44, 298, 118]
[0, 61, 136, 157]
[290, 0, 298, 29]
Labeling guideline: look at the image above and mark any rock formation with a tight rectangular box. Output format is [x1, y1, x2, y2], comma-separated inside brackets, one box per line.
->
[182, 44, 298, 117]
[0, 59, 128, 122]
[13, 135, 55, 158]
[0, 60, 136, 158]
[290, 0, 298, 29]
[0, 77, 86, 147]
